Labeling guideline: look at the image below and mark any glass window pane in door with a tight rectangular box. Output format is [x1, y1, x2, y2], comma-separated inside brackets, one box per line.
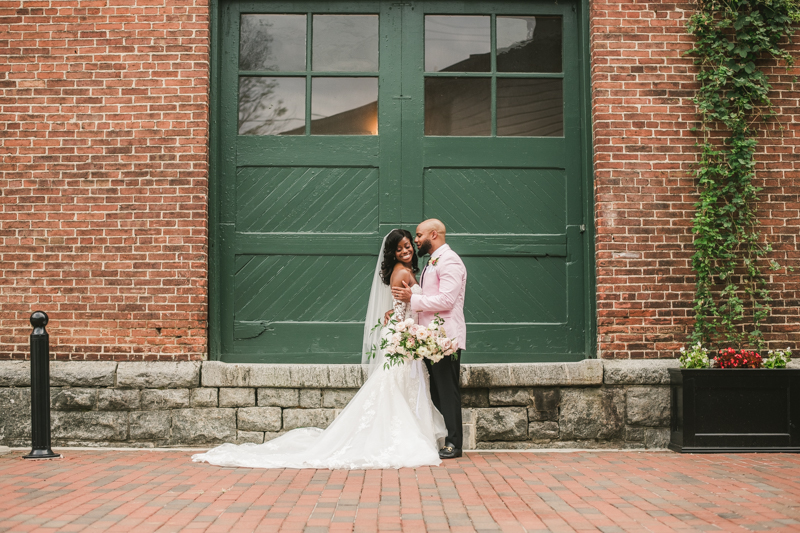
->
[425, 16, 490, 72]
[239, 14, 306, 71]
[497, 78, 563, 137]
[313, 15, 379, 72]
[425, 78, 490, 136]
[311, 78, 378, 135]
[497, 16, 562, 73]
[239, 77, 306, 135]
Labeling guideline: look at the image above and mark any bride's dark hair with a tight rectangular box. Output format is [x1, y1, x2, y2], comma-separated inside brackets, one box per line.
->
[380, 229, 419, 286]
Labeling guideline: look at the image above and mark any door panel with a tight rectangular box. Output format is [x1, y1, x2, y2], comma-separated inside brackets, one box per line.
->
[236, 167, 379, 233]
[234, 256, 375, 323]
[410, 1, 584, 361]
[233, 255, 375, 360]
[464, 257, 566, 323]
[423, 168, 566, 234]
[214, 0, 590, 363]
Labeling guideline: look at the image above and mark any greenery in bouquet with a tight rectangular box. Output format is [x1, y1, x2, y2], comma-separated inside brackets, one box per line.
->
[763, 348, 792, 369]
[371, 314, 458, 369]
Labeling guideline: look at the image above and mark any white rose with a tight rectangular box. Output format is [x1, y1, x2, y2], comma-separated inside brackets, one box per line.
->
[417, 328, 429, 341]
[404, 318, 415, 327]
[395, 321, 406, 332]
[417, 346, 430, 358]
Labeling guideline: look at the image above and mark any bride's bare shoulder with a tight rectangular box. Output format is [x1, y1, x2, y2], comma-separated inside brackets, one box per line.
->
[390, 264, 417, 288]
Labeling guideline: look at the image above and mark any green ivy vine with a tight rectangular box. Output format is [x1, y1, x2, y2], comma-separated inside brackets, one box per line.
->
[687, 0, 799, 350]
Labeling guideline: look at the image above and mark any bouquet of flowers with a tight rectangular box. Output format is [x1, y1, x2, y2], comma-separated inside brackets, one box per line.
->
[370, 314, 458, 369]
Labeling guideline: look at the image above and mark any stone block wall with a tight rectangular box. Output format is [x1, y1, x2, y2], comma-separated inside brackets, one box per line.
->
[0, 360, 676, 449]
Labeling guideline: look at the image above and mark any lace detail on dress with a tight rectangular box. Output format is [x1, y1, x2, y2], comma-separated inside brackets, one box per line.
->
[392, 284, 419, 323]
[393, 298, 407, 322]
[191, 284, 446, 470]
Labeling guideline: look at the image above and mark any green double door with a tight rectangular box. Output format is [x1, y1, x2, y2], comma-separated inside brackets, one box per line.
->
[212, 0, 592, 363]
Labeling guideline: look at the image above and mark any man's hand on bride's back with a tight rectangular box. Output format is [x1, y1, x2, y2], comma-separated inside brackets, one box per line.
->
[391, 280, 413, 303]
[383, 310, 393, 325]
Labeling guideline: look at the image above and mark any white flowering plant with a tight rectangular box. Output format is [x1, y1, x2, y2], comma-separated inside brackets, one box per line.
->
[763, 348, 792, 369]
[678, 342, 711, 369]
[369, 313, 458, 369]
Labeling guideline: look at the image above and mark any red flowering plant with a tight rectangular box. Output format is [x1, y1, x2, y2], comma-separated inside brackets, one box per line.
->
[713, 347, 762, 369]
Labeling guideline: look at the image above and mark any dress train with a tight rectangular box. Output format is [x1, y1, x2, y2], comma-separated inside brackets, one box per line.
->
[192, 289, 447, 469]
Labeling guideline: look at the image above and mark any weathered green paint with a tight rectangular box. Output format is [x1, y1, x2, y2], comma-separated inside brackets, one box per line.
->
[209, 0, 222, 357]
[236, 167, 379, 233]
[580, 0, 598, 360]
[210, 0, 595, 363]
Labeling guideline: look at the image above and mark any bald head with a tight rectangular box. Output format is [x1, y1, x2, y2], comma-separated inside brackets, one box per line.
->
[419, 218, 446, 237]
[415, 219, 446, 256]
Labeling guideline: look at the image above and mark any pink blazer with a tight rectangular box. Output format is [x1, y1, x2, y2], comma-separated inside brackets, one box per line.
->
[410, 244, 467, 350]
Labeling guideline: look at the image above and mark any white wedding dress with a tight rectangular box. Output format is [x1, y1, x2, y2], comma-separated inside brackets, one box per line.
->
[192, 285, 447, 469]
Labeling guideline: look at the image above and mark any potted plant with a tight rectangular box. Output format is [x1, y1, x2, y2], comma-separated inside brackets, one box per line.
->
[670, 346, 799, 453]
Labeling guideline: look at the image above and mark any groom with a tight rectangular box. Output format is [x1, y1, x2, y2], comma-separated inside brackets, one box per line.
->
[392, 219, 467, 459]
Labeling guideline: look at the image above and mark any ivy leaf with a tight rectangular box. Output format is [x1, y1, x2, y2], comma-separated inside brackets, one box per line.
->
[733, 44, 751, 57]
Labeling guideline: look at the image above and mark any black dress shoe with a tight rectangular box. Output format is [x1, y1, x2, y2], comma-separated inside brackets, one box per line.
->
[439, 444, 462, 459]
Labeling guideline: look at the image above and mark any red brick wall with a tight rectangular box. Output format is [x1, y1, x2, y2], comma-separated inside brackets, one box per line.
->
[1, 1, 797, 361]
[591, 0, 800, 358]
[0, 0, 210, 360]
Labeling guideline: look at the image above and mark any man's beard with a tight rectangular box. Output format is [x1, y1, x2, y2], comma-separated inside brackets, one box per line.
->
[417, 239, 432, 256]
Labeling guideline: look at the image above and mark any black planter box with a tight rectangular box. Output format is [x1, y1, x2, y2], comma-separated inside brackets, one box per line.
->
[669, 368, 800, 453]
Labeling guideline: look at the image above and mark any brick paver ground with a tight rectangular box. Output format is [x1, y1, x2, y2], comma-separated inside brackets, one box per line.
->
[1, 449, 799, 532]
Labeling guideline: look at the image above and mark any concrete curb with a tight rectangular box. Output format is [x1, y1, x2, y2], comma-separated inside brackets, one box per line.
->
[1, 446, 674, 454]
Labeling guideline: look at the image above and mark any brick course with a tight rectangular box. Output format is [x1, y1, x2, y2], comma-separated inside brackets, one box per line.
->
[0, 0, 210, 360]
[0, 0, 797, 361]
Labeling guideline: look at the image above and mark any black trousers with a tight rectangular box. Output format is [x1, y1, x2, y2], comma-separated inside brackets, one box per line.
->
[425, 350, 462, 450]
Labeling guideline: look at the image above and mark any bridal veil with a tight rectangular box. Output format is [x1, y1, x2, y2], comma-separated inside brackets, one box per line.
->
[361, 233, 392, 375]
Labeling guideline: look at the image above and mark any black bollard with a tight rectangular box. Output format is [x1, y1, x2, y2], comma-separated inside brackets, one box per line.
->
[23, 311, 60, 459]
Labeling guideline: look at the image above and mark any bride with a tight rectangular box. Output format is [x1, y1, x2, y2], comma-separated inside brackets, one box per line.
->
[192, 229, 447, 469]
